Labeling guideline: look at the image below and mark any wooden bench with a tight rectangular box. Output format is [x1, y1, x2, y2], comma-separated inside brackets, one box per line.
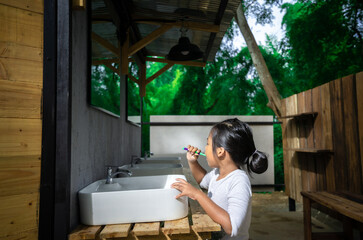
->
[301, 191, 363, 240]
[69, 168, 221, 240]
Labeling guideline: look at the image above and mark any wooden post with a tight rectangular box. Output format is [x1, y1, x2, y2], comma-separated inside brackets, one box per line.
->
[121, 29, 129, 75]
[303, 196, 312, 240]
[235, 4, 282, 116]
[139, 63, 146, 97]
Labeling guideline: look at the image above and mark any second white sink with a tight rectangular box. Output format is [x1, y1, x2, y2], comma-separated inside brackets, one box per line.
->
[119, 163, 183, 176]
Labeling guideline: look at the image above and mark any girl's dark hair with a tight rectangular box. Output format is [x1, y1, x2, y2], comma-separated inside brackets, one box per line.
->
[210, 118, 268, 174]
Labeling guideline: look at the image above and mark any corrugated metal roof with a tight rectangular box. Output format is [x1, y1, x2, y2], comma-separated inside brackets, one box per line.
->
[91, 0, 240, 63]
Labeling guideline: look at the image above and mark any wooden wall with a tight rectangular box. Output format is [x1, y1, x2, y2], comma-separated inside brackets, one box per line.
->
[282, 72, 363, 202]
[0, 1, 43, 239]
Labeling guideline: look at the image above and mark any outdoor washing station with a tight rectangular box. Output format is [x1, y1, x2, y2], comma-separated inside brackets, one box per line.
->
[70, 115, 274, 239]
[70, 161, 222, 240]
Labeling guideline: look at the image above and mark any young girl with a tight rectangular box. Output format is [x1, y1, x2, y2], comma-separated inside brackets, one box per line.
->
[171, 118, 268, 239]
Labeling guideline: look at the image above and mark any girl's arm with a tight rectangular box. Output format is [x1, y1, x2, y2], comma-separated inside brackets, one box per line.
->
[186, 145, 207, 184]
[188, 159, 207, 184]
[171, 178, 233, 235]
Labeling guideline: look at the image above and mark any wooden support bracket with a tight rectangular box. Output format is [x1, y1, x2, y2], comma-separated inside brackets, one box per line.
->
[91, 31, 120, 56]
[191, 226, 203, 240]
[104, 63, 119, 76]
[128, 24, 173, 57]
[129, 75, 139, 84]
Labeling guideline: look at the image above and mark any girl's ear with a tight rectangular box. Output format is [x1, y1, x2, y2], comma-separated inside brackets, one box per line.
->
[216, 147, 225, 157]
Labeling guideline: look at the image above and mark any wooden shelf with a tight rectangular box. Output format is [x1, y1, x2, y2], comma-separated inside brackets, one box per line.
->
[286, 148, 333, 154]
[279, 111, 318, 119]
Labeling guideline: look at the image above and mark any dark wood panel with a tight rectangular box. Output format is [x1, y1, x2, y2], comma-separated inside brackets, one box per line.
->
[342, 74, 361, 193]
[297, 92, 309, 192]
[305, 90, 316, 192]
[282, 72, 363, 201]
[281, 98, 290, 196]
[330, 78, 347, 191]
[321, 83, 333, 150]
[312, 86, 326, 191]
[356, 72, 363, 192]
[321, 82, 335, 192]
[297, 92, 307, 148]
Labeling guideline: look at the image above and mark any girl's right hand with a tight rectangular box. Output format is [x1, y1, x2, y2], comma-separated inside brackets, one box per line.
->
[186, 145, 201, 163]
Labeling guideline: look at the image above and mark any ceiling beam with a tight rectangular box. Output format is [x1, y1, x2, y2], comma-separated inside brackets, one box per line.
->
[204, 0, 229, 61]
[91, 31, 119, 56]
[145, 57, 206, 68]
[134, 21, 220, 33]
[103, 0, 121, 30]
[128, 24, 173, 57]
[128, 75, 139, 84]
[131, 6, 213, 23]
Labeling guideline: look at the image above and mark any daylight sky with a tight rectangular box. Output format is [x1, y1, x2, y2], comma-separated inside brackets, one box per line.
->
[232, 2, 288, 50]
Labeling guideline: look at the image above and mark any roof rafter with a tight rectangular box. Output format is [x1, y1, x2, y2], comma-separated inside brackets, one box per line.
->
[203, 0, 229, 61]
[91, 31, 119, 56]
[134, 21, 220, 33]
[128, 24, 173, 57]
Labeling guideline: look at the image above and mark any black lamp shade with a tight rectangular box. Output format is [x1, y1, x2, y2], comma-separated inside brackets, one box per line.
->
[166, 37, 203, 61]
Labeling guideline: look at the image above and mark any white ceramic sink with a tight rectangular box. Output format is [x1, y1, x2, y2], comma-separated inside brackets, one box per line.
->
[79, 174, 188, 225]
[118, 163, 183, 176]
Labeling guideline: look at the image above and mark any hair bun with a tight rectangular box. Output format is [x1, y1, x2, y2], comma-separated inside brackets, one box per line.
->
[250, 150, 268, 174]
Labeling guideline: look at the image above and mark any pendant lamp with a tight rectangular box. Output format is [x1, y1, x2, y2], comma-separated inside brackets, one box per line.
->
[166, 27, 203, 61]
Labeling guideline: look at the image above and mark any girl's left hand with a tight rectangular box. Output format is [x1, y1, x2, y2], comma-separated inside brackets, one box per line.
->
[171, 178, 200, 200]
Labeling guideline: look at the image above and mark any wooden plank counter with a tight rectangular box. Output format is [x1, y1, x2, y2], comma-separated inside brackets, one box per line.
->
[69, 168, 221, 240]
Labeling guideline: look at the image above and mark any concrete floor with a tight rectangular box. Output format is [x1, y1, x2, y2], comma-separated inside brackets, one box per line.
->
[249, 191, 341, 240]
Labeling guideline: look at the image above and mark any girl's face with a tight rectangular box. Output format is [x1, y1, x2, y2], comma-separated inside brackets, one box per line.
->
[205, 133, 219, 168]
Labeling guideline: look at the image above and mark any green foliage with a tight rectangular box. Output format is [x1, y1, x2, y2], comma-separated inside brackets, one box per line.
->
[91, 65, 120, 115]
[127, 78, 140, 117]
[282, 0, 363, 90]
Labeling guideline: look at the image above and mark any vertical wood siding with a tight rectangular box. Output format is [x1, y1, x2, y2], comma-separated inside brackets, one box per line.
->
[0, 1, 43, 239]
[282, 72, 363, 201]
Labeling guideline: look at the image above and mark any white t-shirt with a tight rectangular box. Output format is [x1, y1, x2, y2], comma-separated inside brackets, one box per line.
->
[199, 168, 252, 239]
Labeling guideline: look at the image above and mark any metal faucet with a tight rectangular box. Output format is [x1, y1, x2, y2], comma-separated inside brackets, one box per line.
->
[105, 167, 132, 184]
[131, 155, 142, 167]
[144, 151, 154, 159]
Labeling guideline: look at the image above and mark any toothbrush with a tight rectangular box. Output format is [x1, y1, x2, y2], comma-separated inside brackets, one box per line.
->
[183, 147, 206, 156]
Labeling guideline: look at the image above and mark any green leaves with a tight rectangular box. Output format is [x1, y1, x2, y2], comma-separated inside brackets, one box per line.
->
[282, 0, 363, 89]
[91, 64, 120, 115]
